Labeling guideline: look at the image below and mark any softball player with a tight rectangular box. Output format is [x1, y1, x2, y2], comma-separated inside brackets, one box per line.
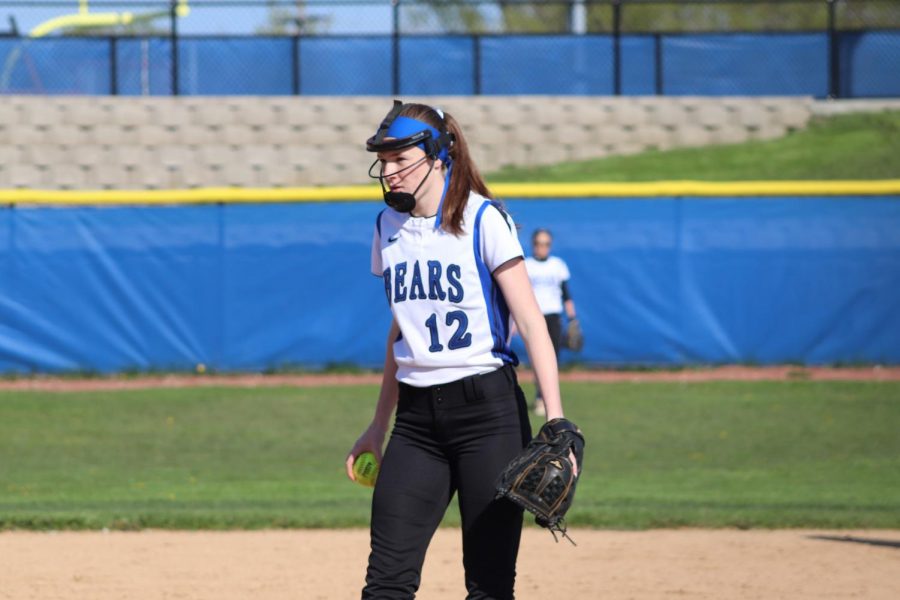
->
[345, 101, 571, 600]
[524, 228, 579, 415]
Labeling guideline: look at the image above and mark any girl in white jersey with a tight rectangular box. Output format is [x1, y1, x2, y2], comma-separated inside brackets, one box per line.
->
[524, 228, 579, 415]
[345, 100, 574, 600]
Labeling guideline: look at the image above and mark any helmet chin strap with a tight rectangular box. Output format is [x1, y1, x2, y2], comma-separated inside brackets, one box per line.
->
[382, 160, 434, 213]
[381, 159, 451, 216]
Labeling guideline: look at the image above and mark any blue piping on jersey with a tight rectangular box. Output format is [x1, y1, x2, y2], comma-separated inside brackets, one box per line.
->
[376, 209, 385, 238]
[433, 162, 453, 230]
[489, 199, 514, 233]
[473, 201, 519, 366]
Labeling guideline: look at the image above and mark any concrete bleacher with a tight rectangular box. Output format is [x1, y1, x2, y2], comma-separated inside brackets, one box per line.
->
[0, 95, 870, 190]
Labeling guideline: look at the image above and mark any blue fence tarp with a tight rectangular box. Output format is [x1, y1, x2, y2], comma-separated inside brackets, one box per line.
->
[116, 38, 173, 96]
[180, 37, 296, 96]
[661, 33, 829, 96]
[1, 196, 898, 374]
[839, 30, 900, 98]
[301, 37, 393, 95]
[400, 37, 476, 95]
[1, 31, 898, 97]
[620, 35, 658, 95]
[0, 37, 112, 94]
[480, 35, 615, 95]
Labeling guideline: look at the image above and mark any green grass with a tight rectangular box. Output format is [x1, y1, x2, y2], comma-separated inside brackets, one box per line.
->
[486, 110, 900, 182]
[1, 381, 898, 530]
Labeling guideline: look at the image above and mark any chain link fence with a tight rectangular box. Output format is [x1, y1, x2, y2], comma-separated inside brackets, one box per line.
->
[0, 0, 898, 96]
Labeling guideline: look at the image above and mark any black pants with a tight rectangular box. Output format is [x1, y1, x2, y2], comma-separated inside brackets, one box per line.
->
[362, 364, 532, 600]
[535, 313, 562, 401]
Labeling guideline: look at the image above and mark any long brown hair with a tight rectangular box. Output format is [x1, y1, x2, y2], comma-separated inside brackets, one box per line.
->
[397, 103, 492, 236]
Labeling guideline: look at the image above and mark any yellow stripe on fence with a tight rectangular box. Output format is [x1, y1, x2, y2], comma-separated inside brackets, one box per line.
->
[1, 180, 899, 206]
[494, 180, 900, 198]
[0, 186, 382, 205]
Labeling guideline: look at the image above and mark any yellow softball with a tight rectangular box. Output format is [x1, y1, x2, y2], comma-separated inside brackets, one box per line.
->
[353, 452, 379, 487]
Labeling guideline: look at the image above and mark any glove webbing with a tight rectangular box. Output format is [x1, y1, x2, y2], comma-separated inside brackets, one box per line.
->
[542, 516, 576, 546]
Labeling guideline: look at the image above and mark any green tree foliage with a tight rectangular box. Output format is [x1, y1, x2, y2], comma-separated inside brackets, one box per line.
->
[406, 0, 571, 33]
[613, 1, 829, 33]
[403, 0, 491, 34]
[257, 0, 330, 35]
[599, 0, 900, 33]
[498, 1, 570, 33]
[413, 0, 899, 34]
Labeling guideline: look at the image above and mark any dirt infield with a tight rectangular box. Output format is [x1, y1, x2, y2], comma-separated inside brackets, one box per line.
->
[1, 528, 898, 599]
[1, 365, 899, 392]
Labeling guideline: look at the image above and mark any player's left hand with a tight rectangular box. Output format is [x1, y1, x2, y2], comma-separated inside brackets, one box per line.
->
[565, 318, 584, 352]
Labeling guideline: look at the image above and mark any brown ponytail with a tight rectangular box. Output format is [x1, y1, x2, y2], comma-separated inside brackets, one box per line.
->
[396, 104, 492, 236]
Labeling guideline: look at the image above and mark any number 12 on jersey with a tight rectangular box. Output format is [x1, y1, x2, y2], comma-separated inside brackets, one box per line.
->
[425, 311, 472, 352]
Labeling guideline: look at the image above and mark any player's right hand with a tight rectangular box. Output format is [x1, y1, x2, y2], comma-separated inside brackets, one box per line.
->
[345, 424, 386, 482]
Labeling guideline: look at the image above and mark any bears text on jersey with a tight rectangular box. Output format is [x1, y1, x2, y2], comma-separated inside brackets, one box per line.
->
[383, 260, 464, 305]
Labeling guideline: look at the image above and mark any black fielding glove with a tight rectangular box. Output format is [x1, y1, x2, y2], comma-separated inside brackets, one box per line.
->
[495, 418, 584, 544]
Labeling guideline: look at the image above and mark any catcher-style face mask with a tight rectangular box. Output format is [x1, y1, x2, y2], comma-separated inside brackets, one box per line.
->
[366, 100, 454, 213]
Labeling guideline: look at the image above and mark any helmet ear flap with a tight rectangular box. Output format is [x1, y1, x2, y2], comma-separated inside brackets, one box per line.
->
[425, 131, 453, 161]
[423, 138, 437, 160]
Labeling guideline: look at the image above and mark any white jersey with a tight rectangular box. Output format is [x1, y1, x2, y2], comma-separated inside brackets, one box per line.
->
[524, 256, 570, 316]
[371, 192, 524, 386]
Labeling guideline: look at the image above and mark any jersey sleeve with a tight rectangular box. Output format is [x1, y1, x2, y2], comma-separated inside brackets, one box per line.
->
[479, 202, 524, 273]
[370, 225, 383, 277]
[559, 257, 571, 281]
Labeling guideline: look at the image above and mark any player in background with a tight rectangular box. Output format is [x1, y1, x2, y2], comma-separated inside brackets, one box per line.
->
[345, 100, 573, 600]
[524, 228, 579, 416]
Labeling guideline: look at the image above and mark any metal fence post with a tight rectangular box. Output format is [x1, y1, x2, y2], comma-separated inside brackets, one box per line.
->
[170, 0, 179, 96]
[654, 32, 663, 95]
[613, 0, 622, 95]
[827, 0, 840, 99]
[392, 0, 400, 96]
[109, 36, 118, 95]
[473, 34, 481, 95]
[292, 34, 301, 95]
